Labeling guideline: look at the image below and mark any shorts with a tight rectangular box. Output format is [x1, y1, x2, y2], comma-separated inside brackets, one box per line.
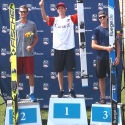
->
[96, 59, 110, 78]
[54, 49, 76, 72]
[17, 56, 34, 75]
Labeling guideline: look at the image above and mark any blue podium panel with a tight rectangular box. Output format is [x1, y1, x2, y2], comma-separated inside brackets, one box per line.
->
[54, 103, 80, 118]
[90, 103, 123, 125]
[92, 107, 119, 123]
[47, 96, 88, 125]
[9, 108, 37, 124]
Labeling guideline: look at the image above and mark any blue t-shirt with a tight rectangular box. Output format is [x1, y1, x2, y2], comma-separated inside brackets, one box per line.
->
[92, 25, 109, 60]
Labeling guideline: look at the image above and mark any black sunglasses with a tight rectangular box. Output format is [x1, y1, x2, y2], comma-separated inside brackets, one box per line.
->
[20, 11, 27, 14]
[98, 15, 106, 19]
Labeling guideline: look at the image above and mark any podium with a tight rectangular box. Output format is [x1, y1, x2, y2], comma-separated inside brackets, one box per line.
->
[5, 99, 42, 125]
[47, 95, 88, 125]
[90, 103, 124, 125]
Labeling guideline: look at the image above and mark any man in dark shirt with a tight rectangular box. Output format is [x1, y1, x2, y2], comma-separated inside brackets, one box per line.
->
[91, 10, 120, 104]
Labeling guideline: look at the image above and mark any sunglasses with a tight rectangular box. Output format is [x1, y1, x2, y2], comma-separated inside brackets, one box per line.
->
[98, 15, 106, 19]
[20, 11, 27, 14]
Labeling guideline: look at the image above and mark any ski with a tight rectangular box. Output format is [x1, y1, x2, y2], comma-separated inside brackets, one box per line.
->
[9, 3, 19, 125]
[76, 0, 88, 87]
[108, 0, 118, 125]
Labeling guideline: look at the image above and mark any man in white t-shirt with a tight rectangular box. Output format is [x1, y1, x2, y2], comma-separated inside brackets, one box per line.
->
[39, 0, 78, 98]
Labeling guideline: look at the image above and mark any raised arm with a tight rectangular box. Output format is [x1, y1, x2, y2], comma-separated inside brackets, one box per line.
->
[39, 0, 49, 22]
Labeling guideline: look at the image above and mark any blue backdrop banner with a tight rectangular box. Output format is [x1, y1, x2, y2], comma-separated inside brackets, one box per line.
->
[0, 0, 122, 108]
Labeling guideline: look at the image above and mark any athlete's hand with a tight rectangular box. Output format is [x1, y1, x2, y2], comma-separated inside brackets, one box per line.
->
[9, 57, 11, 63]
[39, 0, 44, 8]
[26, 46, 33, 52]
[114, 57, 120, 66]
[106, 46, 113, 52]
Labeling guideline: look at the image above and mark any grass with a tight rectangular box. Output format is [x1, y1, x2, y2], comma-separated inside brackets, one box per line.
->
[0, 72, 125, 125]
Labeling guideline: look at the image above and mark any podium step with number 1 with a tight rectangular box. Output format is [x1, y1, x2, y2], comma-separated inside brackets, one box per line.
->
[47, 95, 88, 125]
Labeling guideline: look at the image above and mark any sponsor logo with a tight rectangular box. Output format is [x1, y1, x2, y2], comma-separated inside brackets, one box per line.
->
[37, 30, 44, 33]
[51, 49, 54, 56]
[75, 26, 78, 33]
[26, 4, 41, 11]
[34, 74, 43, 78]
[26, 94, 30, 99]
[1, 48, 6, 56]
[86, 52, 93, 54]
[43, 60, 49, 68]
[34, 52, 44, 55]
[92, 14, 97, 21]
[43, 83, 49, 90]
[27, 4, 32, 11]
[109, 14, 114, 36]
[43, 105, 49, 108]
[1, 48, 10, 56]
[105, 96, 111, 99]
[74, 4, 77, 10]
[51, 72, 57, 79]
[98, 3, 103, 10]
[93, 82, 99, 90]
[2, 4, 8, 11]
[43, 38, 49, 45]
[93, 60, 96, 67]
[75, 71, 81, 79]
[51, 26, 53, 33]
[26, 74, 29, 79]
[75, 49, 80, 56]
[50, 4, 56, 11]
[2, 26, 9, 33]
[19, 83, 23, 90]
[1, 71, 11, 78]
[84, 7, 91, 9]
[84, 97, 93, 100]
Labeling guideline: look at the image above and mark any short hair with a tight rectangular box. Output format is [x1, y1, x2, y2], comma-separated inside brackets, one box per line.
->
[98, 10, 107, 17]
[19, 5, 28, 12]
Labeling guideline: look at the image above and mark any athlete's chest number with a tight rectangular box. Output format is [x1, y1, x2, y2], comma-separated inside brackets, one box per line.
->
[103, 111, 108, 119]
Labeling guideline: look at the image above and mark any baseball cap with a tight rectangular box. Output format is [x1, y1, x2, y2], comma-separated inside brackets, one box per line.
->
[56, 2, 66, 9]
[98, 10, 107, 16]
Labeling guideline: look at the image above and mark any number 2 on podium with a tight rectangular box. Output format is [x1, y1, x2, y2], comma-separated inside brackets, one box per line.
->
[65, 107, 69, 115]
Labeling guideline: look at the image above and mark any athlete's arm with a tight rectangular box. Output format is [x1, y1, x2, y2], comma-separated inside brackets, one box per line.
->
[91, 40, 113, 52]
[39, 0, 49, 22]
[114, 42, 120, 66]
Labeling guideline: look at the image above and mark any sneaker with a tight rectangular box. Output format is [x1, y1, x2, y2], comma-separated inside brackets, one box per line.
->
[18, 94, 20, 102]
[68, 90, 76, 98]
[29, 93, 37, 102]
[58, 90, 64, 98]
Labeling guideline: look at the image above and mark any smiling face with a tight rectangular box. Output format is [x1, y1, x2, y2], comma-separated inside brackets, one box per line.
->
[19, 7, 29, 18]
[98, 14, 108, 24]
[57, 5, 66, 16]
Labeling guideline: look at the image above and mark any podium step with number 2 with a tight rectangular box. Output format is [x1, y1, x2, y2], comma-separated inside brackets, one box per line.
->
[5, 100, 42, 125]
[47, 95, 88, 125]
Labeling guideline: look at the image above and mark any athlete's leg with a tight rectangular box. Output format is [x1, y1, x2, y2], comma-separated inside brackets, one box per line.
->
[58, 71, 63, 90]
[67, 71, 73, 90]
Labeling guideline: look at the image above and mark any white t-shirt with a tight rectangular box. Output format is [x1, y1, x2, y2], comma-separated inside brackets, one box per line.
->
[47, 14, 78, 50]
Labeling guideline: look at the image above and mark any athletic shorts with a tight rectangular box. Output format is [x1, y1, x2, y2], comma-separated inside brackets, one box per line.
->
[17, 56, 34, 75]
[96, 59, 110, 78]
[54, 49, 76, 72]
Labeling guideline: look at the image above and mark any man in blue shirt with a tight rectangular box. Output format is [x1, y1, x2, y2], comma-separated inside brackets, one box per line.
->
[91, 10, 120, 104]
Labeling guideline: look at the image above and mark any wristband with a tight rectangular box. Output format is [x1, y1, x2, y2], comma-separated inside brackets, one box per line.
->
[116, 56, 120, 59]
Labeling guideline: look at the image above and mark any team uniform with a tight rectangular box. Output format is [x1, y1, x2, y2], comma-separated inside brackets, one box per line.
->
[16, 20, 37, 75]
[47, 14, 78, 72]
[92, 25, 110, 78]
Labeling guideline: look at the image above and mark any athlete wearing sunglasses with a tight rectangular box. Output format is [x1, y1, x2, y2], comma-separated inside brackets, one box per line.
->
[91, 10, 120, 104]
